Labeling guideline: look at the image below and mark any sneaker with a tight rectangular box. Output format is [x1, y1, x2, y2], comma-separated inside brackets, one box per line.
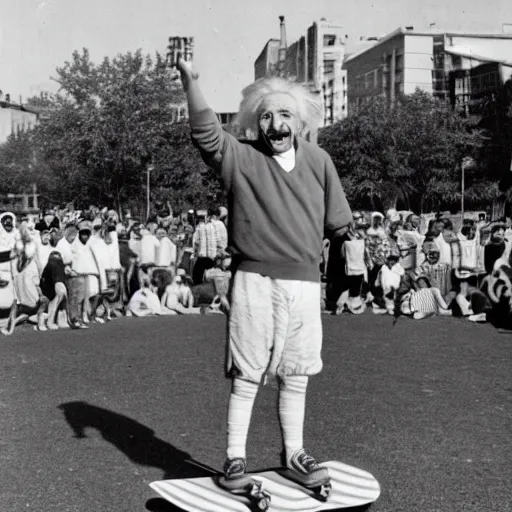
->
[287, 448, 323, 475]
[223, 457, 247, 481]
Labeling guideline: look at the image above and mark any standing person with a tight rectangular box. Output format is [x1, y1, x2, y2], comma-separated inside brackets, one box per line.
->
[177, 56, 352, 490]
[210, 207, 229, 254]
[192, 209, 217, 284]
[35, 208, 60, 232]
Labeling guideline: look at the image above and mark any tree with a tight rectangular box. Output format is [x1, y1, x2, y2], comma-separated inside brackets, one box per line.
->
[319, 90, 486, 212]
[0, 48, 224, 215]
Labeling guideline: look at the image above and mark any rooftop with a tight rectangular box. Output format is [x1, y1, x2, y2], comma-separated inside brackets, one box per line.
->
[344, 26, 512, 64]
[254, 39, 280, 64]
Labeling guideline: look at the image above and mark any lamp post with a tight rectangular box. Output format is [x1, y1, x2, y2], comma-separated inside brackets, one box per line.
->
[461, 156, 474, 223]
[146, 164, 154, 221]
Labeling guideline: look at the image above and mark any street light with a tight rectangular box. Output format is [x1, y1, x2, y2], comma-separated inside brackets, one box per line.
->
[146, 164, 154, 221]
[461, 156, 474, 223]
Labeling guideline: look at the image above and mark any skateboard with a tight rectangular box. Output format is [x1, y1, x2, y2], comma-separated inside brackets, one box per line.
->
[149, 460, 381, 512]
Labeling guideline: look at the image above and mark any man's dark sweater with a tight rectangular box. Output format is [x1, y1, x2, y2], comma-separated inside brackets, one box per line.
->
[190, 109, 352, 282]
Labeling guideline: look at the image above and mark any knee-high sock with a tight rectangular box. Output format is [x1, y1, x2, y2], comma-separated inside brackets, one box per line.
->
[226, 377, 259, 459]
[279, 375, 308, 464]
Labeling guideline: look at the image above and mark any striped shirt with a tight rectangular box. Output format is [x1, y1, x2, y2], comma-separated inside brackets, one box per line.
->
[410, 288, 439, 314]
[417, 262, 452, 296]
[193, 221, 217, 259]
[211, 219, 228, 253]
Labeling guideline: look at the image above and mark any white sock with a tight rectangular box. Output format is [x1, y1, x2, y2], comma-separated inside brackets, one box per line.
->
[226, 377, 259, 460]
[279, 375, 308, 465]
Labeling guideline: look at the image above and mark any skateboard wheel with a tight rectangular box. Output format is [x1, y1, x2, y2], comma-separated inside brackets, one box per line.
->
[248, 483, 271, 512]
[314, 482, 332, 502]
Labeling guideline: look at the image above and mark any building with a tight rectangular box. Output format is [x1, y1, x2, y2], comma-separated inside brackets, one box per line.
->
[254, 17, 348, 127]
[343, 26, 512, 115]
[0, 92, 40, 144]
[450, 60, 512, 116]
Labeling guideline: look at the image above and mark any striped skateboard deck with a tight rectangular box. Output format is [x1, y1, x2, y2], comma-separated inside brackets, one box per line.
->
[149, 460, 380, 511]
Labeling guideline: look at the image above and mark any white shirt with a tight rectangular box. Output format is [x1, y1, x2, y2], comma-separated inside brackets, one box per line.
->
[37, 243, 52, 273]
[55, 238, 73, 266]
[272, 147, 296, 172]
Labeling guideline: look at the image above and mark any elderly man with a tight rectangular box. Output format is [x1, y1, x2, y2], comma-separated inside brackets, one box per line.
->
[177, 56, 352, 493]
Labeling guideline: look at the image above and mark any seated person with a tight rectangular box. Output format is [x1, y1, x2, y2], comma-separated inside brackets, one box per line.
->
[126, 282, 165, 317]
[203, 250, 232, 313]
[375, 251, 404, 315]
[40, 251, 68, 330]
[153, 269, 222, 315]
[399, 275, 452, 320]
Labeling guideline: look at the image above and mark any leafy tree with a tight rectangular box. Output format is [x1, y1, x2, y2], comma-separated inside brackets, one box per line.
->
[0, 48, 224, 216]
[319, 90, 486, 213]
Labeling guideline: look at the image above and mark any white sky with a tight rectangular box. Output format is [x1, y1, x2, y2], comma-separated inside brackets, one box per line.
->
[1, 0, 511, 112]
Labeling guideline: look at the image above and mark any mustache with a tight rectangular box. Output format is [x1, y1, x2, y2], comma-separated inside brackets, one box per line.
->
[265, 129, 291, 140]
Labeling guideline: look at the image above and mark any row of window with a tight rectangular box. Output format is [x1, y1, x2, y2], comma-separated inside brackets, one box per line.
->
[453, 71, 499, 95]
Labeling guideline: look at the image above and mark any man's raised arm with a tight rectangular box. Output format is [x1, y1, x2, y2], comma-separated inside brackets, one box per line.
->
[176, 56, 231, 173]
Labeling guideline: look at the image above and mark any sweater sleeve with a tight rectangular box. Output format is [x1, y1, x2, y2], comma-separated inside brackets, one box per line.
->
[324, 155, 352, 238]
[189, 108, 239, 191]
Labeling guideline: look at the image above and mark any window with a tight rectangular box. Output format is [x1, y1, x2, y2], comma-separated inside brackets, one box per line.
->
[323, 60, 335, 75]
[323, 34, 336, 46]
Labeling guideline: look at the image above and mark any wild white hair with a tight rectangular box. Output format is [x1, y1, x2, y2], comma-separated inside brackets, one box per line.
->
[234, 77, 323, 140]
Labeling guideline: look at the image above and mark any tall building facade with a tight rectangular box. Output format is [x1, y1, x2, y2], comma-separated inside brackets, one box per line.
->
[343, 27, 512, 115]
[254, 17, 348, 127]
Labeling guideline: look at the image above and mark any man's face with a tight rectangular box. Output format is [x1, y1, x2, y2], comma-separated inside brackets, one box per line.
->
[44, 212, 54, 224]
[66, 229, 78, 244]
[426, 250, 440, 265]
[41, 231, 51, 245]
[431, 222, 444, 237]
[417, 278, 429, 289]
[156, 228, 167, 240]
[2, 217, 14, 232]
[132, 225, 142, 239]
[492, 228, 505, 243]
[79, 230, 91, 244]
[258, 93, 300, 154]
[148, 222, 158, 235]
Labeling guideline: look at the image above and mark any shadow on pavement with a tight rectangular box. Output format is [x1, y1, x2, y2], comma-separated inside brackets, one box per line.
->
[57, 401, 216, 481]
[58, 401, 375, 512]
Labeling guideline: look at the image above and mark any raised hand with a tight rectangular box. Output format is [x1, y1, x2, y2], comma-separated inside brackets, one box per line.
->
[176, 53, 199, 90]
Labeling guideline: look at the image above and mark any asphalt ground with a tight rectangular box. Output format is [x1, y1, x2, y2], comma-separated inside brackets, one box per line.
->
[0, 312, 510, 512]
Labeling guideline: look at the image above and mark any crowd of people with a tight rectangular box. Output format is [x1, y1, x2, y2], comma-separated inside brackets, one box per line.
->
[0, 204, 231, 335]
[323, 208, 512, 329]
[1, 203, 512, 335]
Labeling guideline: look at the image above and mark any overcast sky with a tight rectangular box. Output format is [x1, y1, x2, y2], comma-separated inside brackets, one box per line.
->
[1, 0, 511, 111]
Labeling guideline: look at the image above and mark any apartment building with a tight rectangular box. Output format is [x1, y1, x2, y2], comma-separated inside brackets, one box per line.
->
[343, 26, 512, 115]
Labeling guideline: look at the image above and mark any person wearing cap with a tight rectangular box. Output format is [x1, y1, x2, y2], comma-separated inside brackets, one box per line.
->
[35, 208, 60, 232]
[366, 212, 386, 239]
[68, 221, 96, 329]
[192, 209, 217, 284]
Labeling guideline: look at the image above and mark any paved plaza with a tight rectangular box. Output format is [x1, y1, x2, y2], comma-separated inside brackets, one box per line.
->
[0, 313, 510, 512]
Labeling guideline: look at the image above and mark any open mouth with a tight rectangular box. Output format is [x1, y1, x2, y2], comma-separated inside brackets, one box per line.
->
[268, 132, 290, 142]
